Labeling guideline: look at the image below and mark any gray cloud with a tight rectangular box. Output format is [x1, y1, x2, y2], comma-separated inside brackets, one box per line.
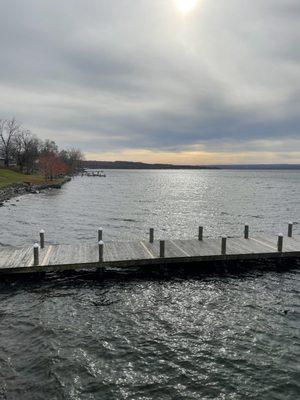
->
[0, 0, 299, 160]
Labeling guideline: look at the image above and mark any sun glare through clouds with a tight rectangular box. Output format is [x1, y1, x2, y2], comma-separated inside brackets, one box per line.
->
[175, 0, 199, 13]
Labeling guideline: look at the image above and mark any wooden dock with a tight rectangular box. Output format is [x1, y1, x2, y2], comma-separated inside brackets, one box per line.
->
[0, 225, 299, 275]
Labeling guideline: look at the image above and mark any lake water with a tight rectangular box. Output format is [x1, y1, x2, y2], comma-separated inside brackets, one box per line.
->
[0, 170, 299, 246]
[0, 170, 299, 399]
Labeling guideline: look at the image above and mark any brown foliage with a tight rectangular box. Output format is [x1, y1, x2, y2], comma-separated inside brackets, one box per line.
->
[38, 152, 68, 180]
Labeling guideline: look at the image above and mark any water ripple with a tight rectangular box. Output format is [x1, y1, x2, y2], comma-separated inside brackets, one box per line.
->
[0, 171, 299, 399]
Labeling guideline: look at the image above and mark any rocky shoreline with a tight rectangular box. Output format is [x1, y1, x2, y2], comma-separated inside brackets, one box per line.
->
[0, 177, 71, 206]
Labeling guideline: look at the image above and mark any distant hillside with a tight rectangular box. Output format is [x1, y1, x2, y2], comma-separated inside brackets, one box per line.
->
[83, 161, 218, 169]
[83, 160, 300, 170]
[212, 164, 300, 170]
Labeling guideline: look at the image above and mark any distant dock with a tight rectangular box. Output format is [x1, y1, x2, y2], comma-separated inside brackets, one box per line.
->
[81, 170, 106, 177]
[0, 223, 299, 276]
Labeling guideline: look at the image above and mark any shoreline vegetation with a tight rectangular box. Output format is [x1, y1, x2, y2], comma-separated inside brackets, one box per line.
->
[0, 117, 84, 176]
[0, 168, 71, 205]
[0, 117, 83, 204]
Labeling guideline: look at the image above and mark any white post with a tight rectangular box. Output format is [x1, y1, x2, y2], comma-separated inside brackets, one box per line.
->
[277, 234, 283, 252]
[98, 227, 103, 242]
[221, 235, 227, 255]
[98, 240, 104, 262]
[149, 228, 154, 243]
[288, 222, 293, 238]
[244, 224, 249, 239]
[39, 229, 45, 249]
[33, 243, 39, 266]
[160, 240, 165, 258]
[198, 226, 203, 241]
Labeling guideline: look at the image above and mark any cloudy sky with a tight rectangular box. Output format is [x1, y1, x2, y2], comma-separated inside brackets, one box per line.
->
[0, 0, 299, 164]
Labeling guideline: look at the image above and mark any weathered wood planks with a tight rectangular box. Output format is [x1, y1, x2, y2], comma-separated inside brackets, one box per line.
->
[0, 233, 299, 275]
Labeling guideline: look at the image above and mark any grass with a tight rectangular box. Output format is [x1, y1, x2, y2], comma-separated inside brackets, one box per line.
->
[0, 168, 64, 188]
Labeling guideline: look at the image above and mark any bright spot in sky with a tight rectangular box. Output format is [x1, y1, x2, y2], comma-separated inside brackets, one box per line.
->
[176, 0, 198, 13]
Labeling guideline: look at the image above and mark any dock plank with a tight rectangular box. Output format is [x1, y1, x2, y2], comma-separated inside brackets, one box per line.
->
[0, 248, 16, 269]
[255, 234, 300, 253]
[175, 239, 223, 257]
[140, 241, 160, 258]
[164, 240, 190, 258]
[0, 232, 299, 275]
[228, 237, 276, 255]
[10, 247, 32, 268]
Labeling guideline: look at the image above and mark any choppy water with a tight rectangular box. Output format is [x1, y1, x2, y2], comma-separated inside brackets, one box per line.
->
[0, 170, 300, 399]
[0, 170, 299, 246]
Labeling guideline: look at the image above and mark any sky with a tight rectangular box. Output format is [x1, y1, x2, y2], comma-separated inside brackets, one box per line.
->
[0, 0, 299, 164]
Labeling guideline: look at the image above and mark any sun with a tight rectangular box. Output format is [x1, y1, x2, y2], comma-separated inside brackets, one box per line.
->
[176, 0, 198, 14]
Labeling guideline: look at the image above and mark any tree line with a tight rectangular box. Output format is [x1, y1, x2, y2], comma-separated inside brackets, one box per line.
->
[0, 117, 84, 180]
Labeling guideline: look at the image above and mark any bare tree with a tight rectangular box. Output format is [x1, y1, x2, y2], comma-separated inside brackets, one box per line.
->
[40, 139, 58, 155]
[0, 117, 84, 176]
[13, 130, 41, 173]
[68, 148, 84, 173]
[0, 119, 6, 164]
[59, 148, 84, 174]
[0, 117, 20, 167]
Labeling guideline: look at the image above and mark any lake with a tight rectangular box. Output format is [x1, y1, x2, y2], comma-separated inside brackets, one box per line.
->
[1, 169, 299, 246]
[0, 170, 299, 399]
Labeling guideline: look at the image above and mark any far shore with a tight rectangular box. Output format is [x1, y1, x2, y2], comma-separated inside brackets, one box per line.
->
[83, 160, 300, 170]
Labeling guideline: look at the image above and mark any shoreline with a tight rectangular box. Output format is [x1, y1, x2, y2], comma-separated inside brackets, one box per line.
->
[0, 177, 72, 206]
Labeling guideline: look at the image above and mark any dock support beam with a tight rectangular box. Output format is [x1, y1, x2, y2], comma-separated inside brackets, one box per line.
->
[221, 235, 227, 255]
[98, 240, 104, 262]
[39, 229, 45, 249]
[277, 234, 283, 252]
[33, 243, 39, 266]
[98, 227, 103, 242]
[288, 222, 293, 238]
[160, 240, 165, 258]
[244, 224, 249, 239]
[198, 226, 203, 241]
[149, 228, 154, 243]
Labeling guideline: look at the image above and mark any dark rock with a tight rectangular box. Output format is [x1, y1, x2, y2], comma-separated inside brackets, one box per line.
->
[0, 177, 71, 204]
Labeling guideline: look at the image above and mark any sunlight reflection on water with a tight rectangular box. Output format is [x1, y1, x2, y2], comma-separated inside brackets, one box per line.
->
[0, 169, 299, 246]
[0, 170, 299, 399]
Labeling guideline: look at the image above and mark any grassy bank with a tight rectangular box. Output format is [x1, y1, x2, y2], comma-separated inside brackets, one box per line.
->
[0, 168, 64, 188]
